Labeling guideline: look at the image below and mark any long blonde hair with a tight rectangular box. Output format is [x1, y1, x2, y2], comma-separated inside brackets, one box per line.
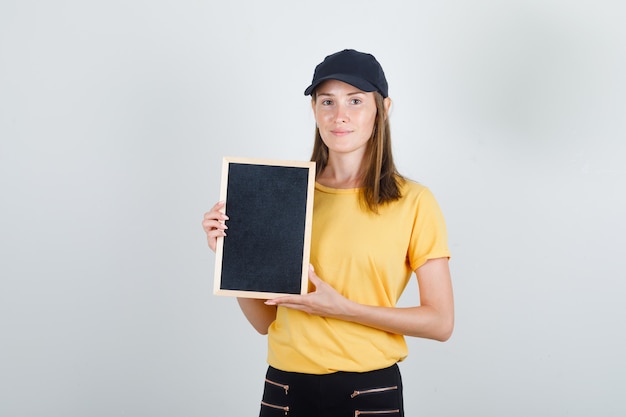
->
[310, 92, 404, 213]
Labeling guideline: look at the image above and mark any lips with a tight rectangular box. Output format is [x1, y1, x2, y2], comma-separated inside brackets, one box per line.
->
[331, 129, 352, 136]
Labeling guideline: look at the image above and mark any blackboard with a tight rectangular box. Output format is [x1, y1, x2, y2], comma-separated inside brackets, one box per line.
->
[213, 157, 316, 298]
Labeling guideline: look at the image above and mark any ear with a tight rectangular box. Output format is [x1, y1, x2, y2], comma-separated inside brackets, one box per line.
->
[383, 97, 392, 119]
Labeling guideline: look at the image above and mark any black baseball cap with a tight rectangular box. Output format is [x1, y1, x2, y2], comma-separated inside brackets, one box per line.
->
[304, 49, 389, 98]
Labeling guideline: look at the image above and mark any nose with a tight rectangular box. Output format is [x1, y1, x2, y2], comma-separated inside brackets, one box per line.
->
[334, 103, 349, 123]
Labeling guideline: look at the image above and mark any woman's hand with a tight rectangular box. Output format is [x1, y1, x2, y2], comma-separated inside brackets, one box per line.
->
[265, 265, 356, 319]
[201, 201, 229, 252]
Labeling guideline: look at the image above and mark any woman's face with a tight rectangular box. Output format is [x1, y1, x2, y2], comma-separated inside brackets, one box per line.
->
[312, 79, 378, 158]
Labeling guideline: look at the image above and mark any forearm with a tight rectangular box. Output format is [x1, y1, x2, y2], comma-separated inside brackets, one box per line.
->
[335, 258, 454, 340]
[266, 259, 454, 340]
[341, 302, 454, 341]
[237, 298, 277, 335]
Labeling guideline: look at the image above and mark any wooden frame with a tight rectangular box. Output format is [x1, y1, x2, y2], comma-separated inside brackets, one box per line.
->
[213, 157, 316, 299]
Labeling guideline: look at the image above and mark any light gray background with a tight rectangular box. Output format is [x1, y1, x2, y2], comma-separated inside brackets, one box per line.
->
[1, 1, 625, 416]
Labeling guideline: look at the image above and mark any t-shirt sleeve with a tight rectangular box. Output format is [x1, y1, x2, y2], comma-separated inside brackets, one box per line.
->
[408, 187, 451, 271]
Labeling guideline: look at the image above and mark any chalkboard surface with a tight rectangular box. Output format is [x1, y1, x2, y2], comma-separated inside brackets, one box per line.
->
[213, 157, 316, 298]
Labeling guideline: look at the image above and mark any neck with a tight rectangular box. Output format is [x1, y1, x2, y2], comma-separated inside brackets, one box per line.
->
[317, 153, 365, 189]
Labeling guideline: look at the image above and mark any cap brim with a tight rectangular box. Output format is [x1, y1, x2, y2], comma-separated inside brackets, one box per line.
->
[304, 74, 378, 96]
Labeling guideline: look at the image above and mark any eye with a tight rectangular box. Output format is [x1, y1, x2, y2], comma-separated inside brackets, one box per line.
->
[321, 99, 333, 106]
[350, 98, 362, 105]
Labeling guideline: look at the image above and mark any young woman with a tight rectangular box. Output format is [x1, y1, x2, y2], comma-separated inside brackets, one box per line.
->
[202, 49, 454, 417]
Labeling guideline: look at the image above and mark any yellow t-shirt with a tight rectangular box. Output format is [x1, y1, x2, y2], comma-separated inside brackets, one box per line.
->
[267, 179, 450, 374]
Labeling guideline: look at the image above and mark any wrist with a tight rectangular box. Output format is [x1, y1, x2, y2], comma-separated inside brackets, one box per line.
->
[339, 298, 361, 322]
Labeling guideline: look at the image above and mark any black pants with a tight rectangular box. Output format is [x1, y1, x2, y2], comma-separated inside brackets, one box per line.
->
[259, 363, 404, 417]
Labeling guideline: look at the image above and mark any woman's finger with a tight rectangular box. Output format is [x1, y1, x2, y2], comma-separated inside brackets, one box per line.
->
[202, 201, 230, 251]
